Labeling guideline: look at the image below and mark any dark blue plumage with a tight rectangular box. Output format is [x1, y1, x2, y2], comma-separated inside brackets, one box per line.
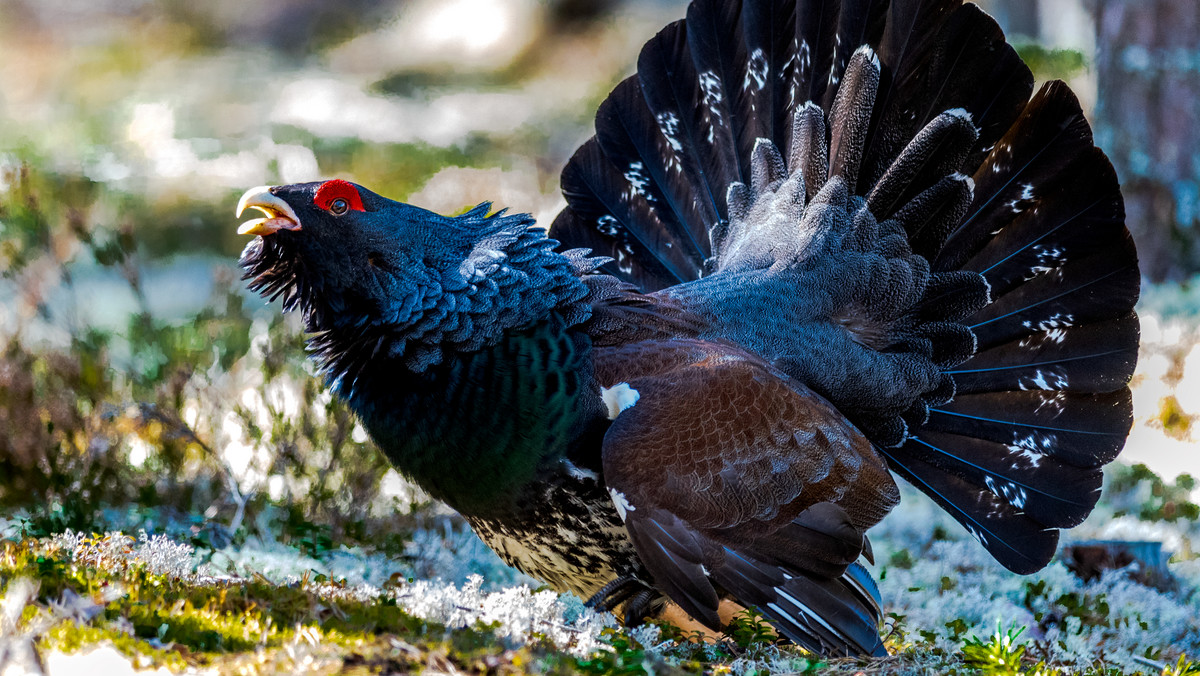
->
[237, 0, 1138, 658]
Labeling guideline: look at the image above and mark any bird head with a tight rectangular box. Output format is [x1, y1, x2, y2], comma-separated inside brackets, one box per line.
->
[237, 180, 474, 329]
[236, 179, 592, 379]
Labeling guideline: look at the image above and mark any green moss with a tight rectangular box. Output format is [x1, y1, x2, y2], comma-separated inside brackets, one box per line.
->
[3, 530, 1188, 676]
[1, 535, 603, 673]
[41, 621, 189, 671]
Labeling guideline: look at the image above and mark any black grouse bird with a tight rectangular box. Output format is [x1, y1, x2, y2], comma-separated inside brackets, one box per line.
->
[236, 0, 1139, 657]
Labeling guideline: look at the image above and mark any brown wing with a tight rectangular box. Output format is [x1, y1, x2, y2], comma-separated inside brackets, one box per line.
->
[596, 339, 898, 656]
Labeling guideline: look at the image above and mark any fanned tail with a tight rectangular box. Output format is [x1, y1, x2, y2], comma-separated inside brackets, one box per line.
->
[884, 82, 1138, 572]
[551, 0, 1138, 582]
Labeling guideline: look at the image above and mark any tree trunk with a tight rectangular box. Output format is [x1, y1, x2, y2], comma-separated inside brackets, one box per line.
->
[1092, 0, 1200, 282]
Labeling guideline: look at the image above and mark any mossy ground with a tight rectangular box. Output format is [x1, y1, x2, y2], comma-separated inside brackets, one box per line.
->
[2, 523, 1198, 675]
[1, 534, 581, 674]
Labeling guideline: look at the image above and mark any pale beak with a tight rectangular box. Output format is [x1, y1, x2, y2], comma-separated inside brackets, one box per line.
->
[236, 186, 302, 236]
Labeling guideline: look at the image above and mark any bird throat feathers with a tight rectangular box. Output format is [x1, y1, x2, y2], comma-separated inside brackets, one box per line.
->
[241, 204, 601, 391]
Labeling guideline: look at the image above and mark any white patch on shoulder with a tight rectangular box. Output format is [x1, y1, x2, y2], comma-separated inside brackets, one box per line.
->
[601, 382, 640, 420]
[609, 488, 636, 522]
[561, 458, 599, 482]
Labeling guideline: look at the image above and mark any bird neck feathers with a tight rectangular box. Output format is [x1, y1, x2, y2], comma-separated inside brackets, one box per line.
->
[311, 205, 603, 392]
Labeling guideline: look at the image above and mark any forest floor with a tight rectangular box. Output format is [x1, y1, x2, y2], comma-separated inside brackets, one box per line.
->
[1, 463, 1199, 676]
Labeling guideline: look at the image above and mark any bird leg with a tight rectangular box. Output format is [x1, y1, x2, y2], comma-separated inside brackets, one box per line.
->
[622, 589, 659, 626]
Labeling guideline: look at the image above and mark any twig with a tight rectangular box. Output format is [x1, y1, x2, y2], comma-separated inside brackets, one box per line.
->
[137, 403, 250, 534]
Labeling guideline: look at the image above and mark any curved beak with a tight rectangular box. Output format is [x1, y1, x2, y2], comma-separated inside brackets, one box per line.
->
[236, 186, 302, 236]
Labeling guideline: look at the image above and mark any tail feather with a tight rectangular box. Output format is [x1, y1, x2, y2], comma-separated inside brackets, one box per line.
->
[948, 315, 1139, 394]
[557, 139, 699, 289]
[926, 389, 1132, 469]
[820, 0, 889, 112]
[551, 0, 1138, 579]
[961, 149, 1128, 296]
[682, 0, 749, 186]
[743, 0, 800, 151]
[877, 445, 1058, 573]
[905, 428, 1102, 528]
[713, 550, 887, 656]
[862, 0, 961, 188]
[595, 78, 714, 267]
[968, 253, 1140, 349]
[637, 18, 733, 228]
[863, 2, 1033, 187]
[787, 0, 843, 134]
[938, 82, 1109, 272]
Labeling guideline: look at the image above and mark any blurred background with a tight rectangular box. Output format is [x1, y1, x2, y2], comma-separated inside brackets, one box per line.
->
[0, 0, 1197, 575]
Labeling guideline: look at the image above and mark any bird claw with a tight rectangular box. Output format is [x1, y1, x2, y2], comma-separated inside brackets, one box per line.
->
[585, 574, 653, 618]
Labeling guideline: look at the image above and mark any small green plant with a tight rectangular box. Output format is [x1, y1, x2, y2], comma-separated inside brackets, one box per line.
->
[724, 607, 778, 649]
[575, 627, 652, 675]
[1165, 654, 1200, 676]
[961, 624, 1031, 675]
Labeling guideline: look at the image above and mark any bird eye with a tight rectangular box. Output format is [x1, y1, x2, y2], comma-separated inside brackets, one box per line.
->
[329, 198, 350, 215]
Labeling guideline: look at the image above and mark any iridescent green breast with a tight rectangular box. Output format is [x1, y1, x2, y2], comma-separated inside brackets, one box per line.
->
[344, 315, 606, 517]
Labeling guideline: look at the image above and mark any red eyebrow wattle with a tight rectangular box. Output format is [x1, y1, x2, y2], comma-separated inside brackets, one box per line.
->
[314, 180, 366, 212]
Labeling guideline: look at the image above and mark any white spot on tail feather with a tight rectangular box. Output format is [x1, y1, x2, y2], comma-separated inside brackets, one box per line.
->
[609, 488, 635, 521]
[699, 71, 725, 143]
[657, 113, 682, 150]
[964, 524, 989, 546]
[655, 112, 684, 173]
[745, 48, 769, 92]
[985, 475, 1029, 509]
[1022, 313, 1075, 331]
[623, 162, 653, 201]
[601, 382, 640, 420]
[1035, 391, 1068, 415]
[596, 214, 620, 236]
[1008, 432, 1056, 469]
[1019, 369, 1068, 391]
[700, 71, 724, 105]
[1018, 326, 1069, 348]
